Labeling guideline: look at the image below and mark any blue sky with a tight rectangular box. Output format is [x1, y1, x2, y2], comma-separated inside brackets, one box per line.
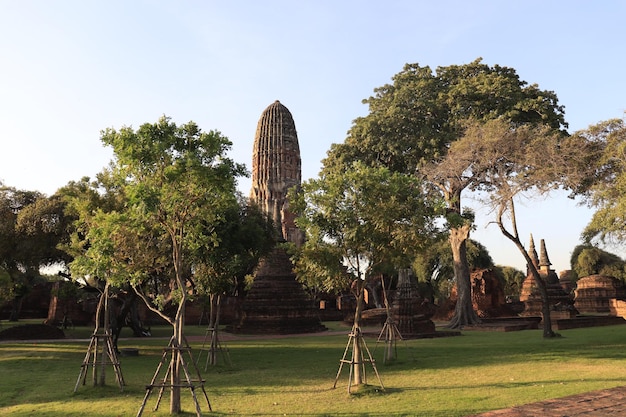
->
[1, 1, 624, 272]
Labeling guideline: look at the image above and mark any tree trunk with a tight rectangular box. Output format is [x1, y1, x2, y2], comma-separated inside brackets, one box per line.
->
[169, 235, 187, 415]
[447, 224, 480, 329]
[495, 200, 556, 338]
[381, 278, 395, 363]
[352, 282, 365, 386]
[100, 284, 110, 386]
[8, 296, 24, 322]
[209, 294, 221, 366]
[170, 305, 183, 414]
[532, 268, 555, 338]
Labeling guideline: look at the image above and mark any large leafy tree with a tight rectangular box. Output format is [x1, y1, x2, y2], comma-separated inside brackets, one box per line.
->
[59, 175, 153, 349]
[69, 116, 245, 414]
[324, 59, 567, 328]
[0, 184, 71, 320]
[570, 245, 626, 282]
[452, 118, 569, 337]
[290, 162, 440, 387]
[0, 185, 42, 320]
[571, 119, 626, 246]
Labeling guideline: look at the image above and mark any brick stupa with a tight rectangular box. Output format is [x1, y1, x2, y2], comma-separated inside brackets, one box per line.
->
[233, 100, 325, 334]
[519, 235, 577, 320]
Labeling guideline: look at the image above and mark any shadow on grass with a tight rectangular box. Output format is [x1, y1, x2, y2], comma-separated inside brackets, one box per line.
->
[3, 325, 626, 416]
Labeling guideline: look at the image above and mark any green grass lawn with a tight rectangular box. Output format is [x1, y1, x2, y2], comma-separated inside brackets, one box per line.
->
[1, 322, 626, 416]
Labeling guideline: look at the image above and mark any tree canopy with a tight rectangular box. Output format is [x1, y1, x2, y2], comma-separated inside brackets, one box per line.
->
[0, 183, 72, 320]
[192, 197, 276, 299]
[323, 59, 567, 328]
[68, 116, 245, 414]
[570, 244, 626, 282]
[291, 162, 441, 314]
[569, 118, 626, 245]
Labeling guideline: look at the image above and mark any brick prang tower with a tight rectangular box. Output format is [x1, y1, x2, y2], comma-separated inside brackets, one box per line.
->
[250, 100, 302, 245]
[233, 100, 325, 334]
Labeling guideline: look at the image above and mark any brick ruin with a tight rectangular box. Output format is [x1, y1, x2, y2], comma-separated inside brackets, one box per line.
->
[519, 235, 577, 320]
[575, 274, 626, 314]
[232, 100, 324, 334]
[249, 100, 304, 247]
[391, 269, 436, 336]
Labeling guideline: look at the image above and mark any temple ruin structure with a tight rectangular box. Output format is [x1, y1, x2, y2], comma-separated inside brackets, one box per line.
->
[575, 275, 626, 314]
[233, 100, 324, 334]
[391, 269, 435, 336]
[249, 100, 303, 246]
[519, 235, 577, 320]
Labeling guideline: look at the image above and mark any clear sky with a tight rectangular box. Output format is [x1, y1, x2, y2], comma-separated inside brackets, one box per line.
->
[1, 1, 624, 272]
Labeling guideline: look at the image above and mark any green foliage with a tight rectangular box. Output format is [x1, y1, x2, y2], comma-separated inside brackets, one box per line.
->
[192, 198, 276, 298]
[287, 238, 348, 295]
[68, 116, 246, 326]
[0, 267, 13, 305]
[493, 265, 526, 298]
[51, 278, 81, 301]
[66, 116, 248, 413]
[15, 194, 73, 265]
[570, 244, 626, 282]
[413, 238, 494, 282]
[0, 185, 43, 275]
[0, 184, 74, 318]
[412, 238, 495, 300]
[573, 118, 626, 244]
[290, 162, 441, 297]
[323, 59, 567, 327]
[324, 58, 566, 177]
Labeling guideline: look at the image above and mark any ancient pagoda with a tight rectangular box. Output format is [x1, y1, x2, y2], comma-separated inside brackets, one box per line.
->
[233, 100, 324, 334]
[519, 235, 576, 320]
[249, 100, 303, 245]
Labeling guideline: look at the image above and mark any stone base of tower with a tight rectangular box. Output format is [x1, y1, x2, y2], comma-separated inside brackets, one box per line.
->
[230, 247, 327, 334]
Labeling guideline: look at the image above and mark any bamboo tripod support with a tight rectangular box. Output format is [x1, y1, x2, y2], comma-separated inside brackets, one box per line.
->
[196, 327, 232, 371]
[333, 325, 384, 393]
[375, 316, 405, 364]
[74, 331, 125, 392]
[374, 276, 407, 364]
[137, 335, 211, 417]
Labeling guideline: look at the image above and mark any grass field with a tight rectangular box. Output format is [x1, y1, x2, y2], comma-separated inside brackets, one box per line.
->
[1, 321, 626, 416]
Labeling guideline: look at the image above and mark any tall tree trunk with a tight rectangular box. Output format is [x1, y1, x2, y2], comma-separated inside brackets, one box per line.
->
[352, 282, 365, 386]
[170, 301, 184, 414]
[496, 199, 556, 338]
[530, 267, 555, 338]
[447, 224, 480, 329]
[170, 241, 185, 415]
[100, 283, 110, 386]
[443, 187, 480, 329]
